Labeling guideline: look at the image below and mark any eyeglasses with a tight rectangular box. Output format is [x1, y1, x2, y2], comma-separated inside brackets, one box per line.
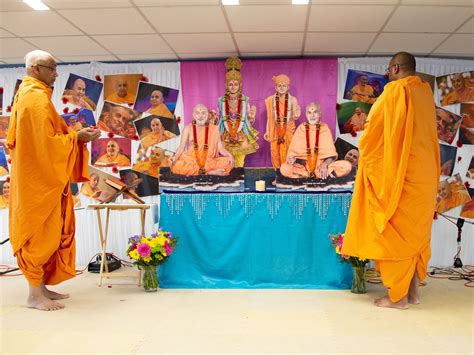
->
[385, 63, 399, 73]
[36, 64, 57, 72]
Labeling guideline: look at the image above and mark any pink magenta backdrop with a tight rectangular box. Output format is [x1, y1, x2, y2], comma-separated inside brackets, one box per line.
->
[181, 58, 338, 167]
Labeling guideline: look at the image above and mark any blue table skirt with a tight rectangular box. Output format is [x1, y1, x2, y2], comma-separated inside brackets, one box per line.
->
[159, 193, 353, 289]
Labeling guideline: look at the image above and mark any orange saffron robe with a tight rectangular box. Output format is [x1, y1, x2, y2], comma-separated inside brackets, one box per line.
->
[171, 125, 231, 176]
[95, 153, 131, 167]
[145, 103, 174, 119]
[441, 88, 474, 106]
[141, 131, 176, 150]
[342, 76, 440, 302]
[350, 84, 376, 104]
[105, 92, 135, 105]
[280, 123, 352, 178]
[264, 95, 299, 168]
[7, 76, 89, 286]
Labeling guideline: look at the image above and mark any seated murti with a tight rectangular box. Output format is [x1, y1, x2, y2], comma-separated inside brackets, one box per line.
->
[170, 104, 234, 176]
[280, 102, 352, 179]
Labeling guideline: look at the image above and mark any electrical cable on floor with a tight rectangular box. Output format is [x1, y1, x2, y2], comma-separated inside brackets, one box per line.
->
[428, 266, 474, 287]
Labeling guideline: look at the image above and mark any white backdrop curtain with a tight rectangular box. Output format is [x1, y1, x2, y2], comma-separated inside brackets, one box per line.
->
[338, 57, 474, 267]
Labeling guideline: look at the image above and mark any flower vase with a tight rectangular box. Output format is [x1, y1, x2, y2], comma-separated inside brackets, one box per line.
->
[351, 266, 367, 294]
[141, 265, 159, 292]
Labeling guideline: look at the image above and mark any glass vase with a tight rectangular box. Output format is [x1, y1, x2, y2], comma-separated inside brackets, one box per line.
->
[141, 265, 159, 292]
[351, 266, 367, 294]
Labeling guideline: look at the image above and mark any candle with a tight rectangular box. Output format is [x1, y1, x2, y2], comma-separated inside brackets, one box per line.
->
[255, 180, 265, 192]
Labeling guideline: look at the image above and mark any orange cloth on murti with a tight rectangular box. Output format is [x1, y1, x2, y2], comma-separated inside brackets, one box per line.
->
[145, 103, 174, 119]
[141, 131, 176, 150]
[280, 123, 352, 178]
[436, 190, 471, 213]
[95, 153, 131, 167]
[350, 84, 375, 104]
[441, 88, 474, 106]
[6, 76, 89, 286]
[171, 125, 231, 176]
[264, 95, 299, 168]
[342, 76, 440, 303]
[0, 194, 8, 209]
[105, 92, 135, 105]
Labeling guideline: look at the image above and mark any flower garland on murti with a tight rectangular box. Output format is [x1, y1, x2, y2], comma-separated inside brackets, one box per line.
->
[222, 94, 246, 141]
[273, 93, 293, 144]
[305, 122, 320, 178]
[192, 119, 210, 175]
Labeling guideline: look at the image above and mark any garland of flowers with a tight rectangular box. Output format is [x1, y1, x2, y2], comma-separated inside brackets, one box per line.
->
[273, 93, 293, 144]
[223, 94, 242, 140]
[192, 119, 210, 174]
[305, 122, 320, 178]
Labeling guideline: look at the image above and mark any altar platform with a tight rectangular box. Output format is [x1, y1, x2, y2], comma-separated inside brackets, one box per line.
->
[158, 192, 353, 289]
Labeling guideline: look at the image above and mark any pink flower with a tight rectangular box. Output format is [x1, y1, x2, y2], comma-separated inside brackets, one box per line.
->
[137, 243, 151, 258]
[164, 241, 173, 255]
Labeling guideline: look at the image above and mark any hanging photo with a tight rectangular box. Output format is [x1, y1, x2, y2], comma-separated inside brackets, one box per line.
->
[133, 114, 180, 150]
[436, 107, 462, 145]
[439, 143, 457, 176]
[336, 102, 371, 135]
[104, 74, 142, 105]
[0, 180, 9, 209]
[343, 69, 389, 104]
[61, 73, 103, 111]
[61, 109, 95, 131]
[460, 188, 474, 219]
[97, 101, 141, 139]
[436, 173, 471, 213]
[91, 137, 132, 168]
[436, 71, 474, 106]
[459, 103, 474, 145]
[334, 138, 359, 171]
[119, 169, 159, 198]
[133, 81, 179, 118]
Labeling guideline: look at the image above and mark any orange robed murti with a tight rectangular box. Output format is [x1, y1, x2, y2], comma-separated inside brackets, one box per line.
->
[264, 95, 299, 168]
[171, 125, 232, 176]
[6, 76, 89, 287]
[342, 76, 440, 303]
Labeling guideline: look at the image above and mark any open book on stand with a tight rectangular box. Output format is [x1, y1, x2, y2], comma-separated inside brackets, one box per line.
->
[103, 177, 145, 204]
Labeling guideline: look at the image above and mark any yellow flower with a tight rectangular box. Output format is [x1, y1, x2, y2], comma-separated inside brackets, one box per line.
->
[156, 235, 167, 246]
[129, 249, 139, 260]
[143, 256, 152, 263]
[149, 238, 160, 248]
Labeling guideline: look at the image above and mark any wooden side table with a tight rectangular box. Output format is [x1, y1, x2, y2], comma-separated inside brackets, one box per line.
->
[88, 204, 151, 286]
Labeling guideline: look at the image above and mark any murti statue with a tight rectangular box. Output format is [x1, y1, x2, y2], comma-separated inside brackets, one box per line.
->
[218, 57, 259, 167]
[264, 74, 301, 168]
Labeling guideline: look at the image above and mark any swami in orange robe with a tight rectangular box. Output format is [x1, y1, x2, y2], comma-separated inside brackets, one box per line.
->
[441, 73, 474, 106]
[171, 104, 233, 176]
[264, 74, 301, 168]
[94, 140, 131, 167]
[436, 180, 471, 213]
[7, 75, 90, 289]
[280, 103, 352, 179]
[342, 61, 440, 307]
[140, 118, 176, 150]
[133, 146, 169, 178]
[145, 90, 174, 118]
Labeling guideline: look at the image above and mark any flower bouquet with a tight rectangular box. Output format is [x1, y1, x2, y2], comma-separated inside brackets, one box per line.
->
[127, 229, 177, 292]
[329, 233, 369, 294]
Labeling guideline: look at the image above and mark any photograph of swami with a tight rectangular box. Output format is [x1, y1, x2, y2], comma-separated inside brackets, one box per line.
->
[0, 116, 10, 139]
[133, 81, 179, 118]
[0, 146, 9, 177]
[62, 73, 103, 111]
[119, 169, 159, 198]
[436, 173, 471, 214]
[460, 188, 474, 219]
[104, 73, 142, 105]
[61, 109, 96, 132]
[91, 137, 132, 168]
[436, 71, 474, 107]
[343, 69, 389, 104]
[459, 103, 474, 145]
[467, 156, 474, 180]
[0, 180, 9, 209]
[97, 101, 141, 139]
[435, 106, 462, 145]
[439, 143, 457, 177]
[337, 102, 372, 134]
[334, 138, 359, 171]
[78, 166, 120, 205]
[134, 114, 180, 150]
[415, 72, 436, 93]
[132, 145, 171, 179]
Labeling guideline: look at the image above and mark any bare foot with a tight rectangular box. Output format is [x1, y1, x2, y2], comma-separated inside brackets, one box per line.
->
[27, 295, 64, 311]
[408, 272, 420, 305]
[374, 295, 409, 310]
[41, 285, 70, 300]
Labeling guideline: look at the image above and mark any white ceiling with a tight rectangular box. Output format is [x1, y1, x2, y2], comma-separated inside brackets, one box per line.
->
[0, 0, 472, 65]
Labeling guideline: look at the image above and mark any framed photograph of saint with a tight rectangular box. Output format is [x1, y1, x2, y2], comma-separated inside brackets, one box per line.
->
[335, 138, 359, 171]
[91, 137, 132, 168]
[439, 143, 457, 177]
[0, 180, 9, 209]
[97, 101, 141, 139]
[61, 109, 95, 131]
[0, 116, 10, 139]
[436, 71, 474, 106]
[460, 188, 474, 219]
[132, 145, 171, 179]
[119, 169, 159, 198]
[134, 115, 180, 150]
[336, 102, 371, 134]
[133, 82, 179, 118]
[436, 174, 471, 213]
[78, 166, 121, 205]
[343, 69, 389, 104]
[104, 74, 142, 105]
[436, 107, 462, 145]
[459, 103, 474, 145]
[62, 73, 103, 111]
